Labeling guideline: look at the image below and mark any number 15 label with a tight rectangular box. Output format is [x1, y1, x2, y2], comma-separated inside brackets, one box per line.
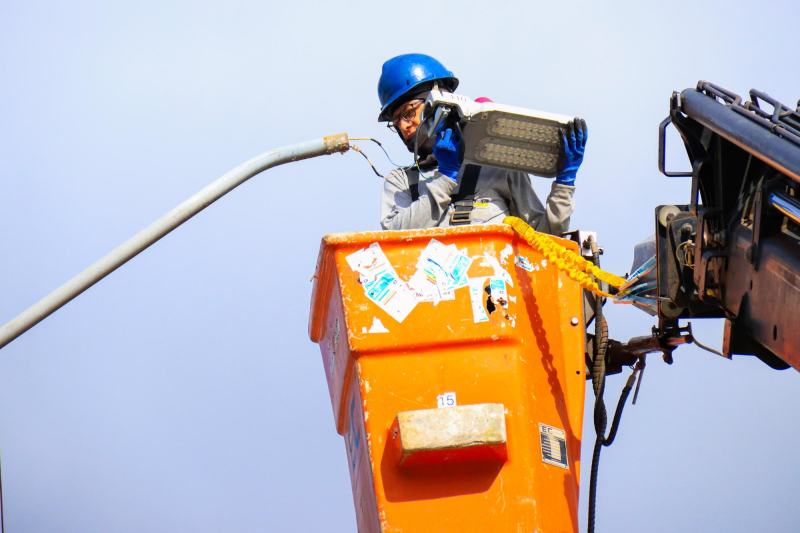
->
[437, 392, 457, 408]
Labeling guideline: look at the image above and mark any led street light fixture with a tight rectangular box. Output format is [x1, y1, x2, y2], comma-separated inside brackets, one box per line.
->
[421, 90, 575, 177]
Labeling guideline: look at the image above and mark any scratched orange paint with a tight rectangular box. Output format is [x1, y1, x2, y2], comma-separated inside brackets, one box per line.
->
[310, 224, 586, 532]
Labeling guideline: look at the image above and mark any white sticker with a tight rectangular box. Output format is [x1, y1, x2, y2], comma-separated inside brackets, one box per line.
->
[346, 243, 418, 323]
[407, 254, 454, 303]
[515, 255, 535, 272]
[539, 423, 569, 470]
[499, 244, 514, 265]
[407, 239, 473, 304]
[468, 277, 490, 323]
[367, 316, 389, 333]
[437, 392, 457, 408]
[425, 239, 473, 290]
[450, 254, 473, 288]
[480, 252, 514, 287]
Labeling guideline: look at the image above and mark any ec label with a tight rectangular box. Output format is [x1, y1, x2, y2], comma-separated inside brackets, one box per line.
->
[539, 422, 568, 470]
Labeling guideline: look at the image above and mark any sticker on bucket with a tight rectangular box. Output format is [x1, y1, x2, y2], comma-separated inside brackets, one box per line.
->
[436, 391, 457, 408]
[515, 255, 536, 272]
[468, 277, 509, 323]
[345, 243, 418, 323]
[468, 278, 490, 323]
[407, 239, 473, 304]
[538, 422, 569, 470]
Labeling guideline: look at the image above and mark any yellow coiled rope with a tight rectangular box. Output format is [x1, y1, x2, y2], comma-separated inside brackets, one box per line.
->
[503, 216, 626, 298]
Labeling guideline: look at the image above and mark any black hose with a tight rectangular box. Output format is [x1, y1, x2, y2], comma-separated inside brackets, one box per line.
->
[588, 368, 634, 533]
[587, 436, 603, 533]
[587, 311, 608, 533]
[587, 246, 636, 533]
[604, 373, 635, 447]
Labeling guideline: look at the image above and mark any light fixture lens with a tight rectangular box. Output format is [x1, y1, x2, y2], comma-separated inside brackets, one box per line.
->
[477, 143, 559, 173]
[489, 117, 560, 145]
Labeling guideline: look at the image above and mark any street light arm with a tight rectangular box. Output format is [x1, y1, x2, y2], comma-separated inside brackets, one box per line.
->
[0, 133, 351, 350]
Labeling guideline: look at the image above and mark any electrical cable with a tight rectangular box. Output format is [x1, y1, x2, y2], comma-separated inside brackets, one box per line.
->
[348, 137, 424, 180]
[411, 125, 434, 180]
[347, 137, 408, 169]
[618, 256, 657, 292]
[676, 241, 695, 267]
[616, 281, 658, 300]
[414, 159, 435, 180]
[617, 256, 656, 290]
[348, 144, 385, 178]
[586, 240, 640, 533]
[690, 333, 725, 358]
[348, 136, 437, 180]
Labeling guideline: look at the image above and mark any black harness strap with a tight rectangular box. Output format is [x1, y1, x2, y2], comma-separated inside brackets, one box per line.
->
[449, 164, 481, 226]
[407, 164, 482, 225]
[408, 169, 420, 202]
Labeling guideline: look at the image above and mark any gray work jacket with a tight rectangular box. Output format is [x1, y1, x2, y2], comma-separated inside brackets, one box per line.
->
[379, 165, 575, 234]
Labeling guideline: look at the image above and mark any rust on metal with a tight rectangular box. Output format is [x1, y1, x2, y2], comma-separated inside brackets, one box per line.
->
[323, 132, 350, 154]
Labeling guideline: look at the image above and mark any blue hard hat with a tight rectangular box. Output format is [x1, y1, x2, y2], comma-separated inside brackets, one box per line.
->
[377, 54, 459, 122]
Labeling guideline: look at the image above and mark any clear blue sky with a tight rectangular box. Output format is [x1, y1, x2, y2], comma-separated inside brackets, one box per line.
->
[1, 1, 798, 531]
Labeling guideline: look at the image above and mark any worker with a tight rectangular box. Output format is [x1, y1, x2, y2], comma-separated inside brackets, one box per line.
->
[377, 53, 587, 233]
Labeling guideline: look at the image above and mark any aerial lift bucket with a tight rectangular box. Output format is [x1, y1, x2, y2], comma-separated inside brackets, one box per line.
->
[309, 224, 586, 532]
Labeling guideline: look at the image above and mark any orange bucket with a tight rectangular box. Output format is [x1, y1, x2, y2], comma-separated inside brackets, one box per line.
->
[309, 224, 586, 532]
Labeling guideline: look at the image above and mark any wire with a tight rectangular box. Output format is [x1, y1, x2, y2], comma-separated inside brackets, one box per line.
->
[676, 241, 695, 267]
[691, 333, 725, 357]
[348, 136, 437, 181]
[347, 137, 409, 169]
[618, 255, 656, 292]
[622, 281, 658, 297]
[415, 159, 435, 180]
[349, 144, 385, 178]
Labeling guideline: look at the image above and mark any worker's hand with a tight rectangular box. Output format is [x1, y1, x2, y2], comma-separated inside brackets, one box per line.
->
[556, 118, 587, 186]
[433, 127, 462, 182]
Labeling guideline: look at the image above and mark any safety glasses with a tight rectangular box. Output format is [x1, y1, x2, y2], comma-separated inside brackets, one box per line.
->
[387, 99, 424, 133]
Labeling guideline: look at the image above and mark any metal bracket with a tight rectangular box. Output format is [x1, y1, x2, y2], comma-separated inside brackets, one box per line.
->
[658, 115, 693, 177]
[561, 229, 599, 259]
[449, 201, 473, 226]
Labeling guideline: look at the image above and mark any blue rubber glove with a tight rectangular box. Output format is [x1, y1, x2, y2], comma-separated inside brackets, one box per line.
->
[433, 127, 462, 182]
[556, 118, 587, 186]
